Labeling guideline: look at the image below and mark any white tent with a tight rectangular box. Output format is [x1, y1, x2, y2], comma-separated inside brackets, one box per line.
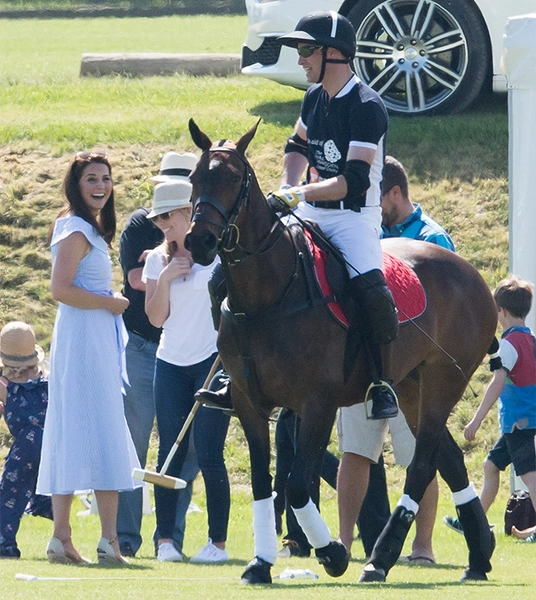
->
[502, 13, 536, 331]
[502, 13, 536, 492]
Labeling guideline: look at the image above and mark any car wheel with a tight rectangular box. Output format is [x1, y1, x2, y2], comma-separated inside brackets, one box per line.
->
[346, 0, 491, 115]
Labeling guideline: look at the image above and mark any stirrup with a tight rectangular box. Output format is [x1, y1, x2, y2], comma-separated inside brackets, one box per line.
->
[364, 380, 398, 420]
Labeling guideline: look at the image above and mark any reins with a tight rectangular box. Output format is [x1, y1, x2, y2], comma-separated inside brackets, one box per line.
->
[192, 143, 478, 398]
[288, 210, 479, 398]
[192, 144, 286, 261]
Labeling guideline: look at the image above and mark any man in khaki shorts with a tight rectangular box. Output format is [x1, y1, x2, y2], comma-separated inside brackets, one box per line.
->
[337, 403, 421, 553]
[337, 156, 455, 563]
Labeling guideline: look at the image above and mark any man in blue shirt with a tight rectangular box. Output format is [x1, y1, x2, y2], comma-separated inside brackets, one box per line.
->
[380, 156, 455, 251]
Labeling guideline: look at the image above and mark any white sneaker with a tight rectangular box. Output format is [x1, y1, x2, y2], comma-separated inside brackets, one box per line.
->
[157, 542, 183, 562]
[190, 538, 228, 563]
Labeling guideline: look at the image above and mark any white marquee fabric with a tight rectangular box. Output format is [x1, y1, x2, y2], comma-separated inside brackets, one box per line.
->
[502, 13, 536, 330]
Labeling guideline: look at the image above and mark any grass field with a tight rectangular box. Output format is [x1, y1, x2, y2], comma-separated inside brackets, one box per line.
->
[0, 14, 524, 598]
[0, 485, 532, 599]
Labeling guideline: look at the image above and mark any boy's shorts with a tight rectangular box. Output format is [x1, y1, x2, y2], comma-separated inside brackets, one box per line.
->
[337, 403, 415, 467]
[487, 428, 536, 476]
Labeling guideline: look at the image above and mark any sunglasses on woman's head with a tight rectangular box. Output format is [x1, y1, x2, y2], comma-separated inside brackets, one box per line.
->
[75, 151, 108, 160]
[297, 45, 322, 58]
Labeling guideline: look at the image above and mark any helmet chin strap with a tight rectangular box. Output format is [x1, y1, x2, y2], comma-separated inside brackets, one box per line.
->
[316, 47, 351, 83]
[316, 47, 328, 83]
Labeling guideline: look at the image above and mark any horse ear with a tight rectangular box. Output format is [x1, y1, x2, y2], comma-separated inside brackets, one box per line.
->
[189, 118, 212, 152]
[236, 118, 261, 156]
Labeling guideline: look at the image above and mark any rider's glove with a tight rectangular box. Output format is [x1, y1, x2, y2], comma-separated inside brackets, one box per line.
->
[267, 187, 305, 213]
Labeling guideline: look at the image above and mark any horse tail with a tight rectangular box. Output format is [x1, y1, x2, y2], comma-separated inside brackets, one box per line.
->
[487, 337, 502, 371]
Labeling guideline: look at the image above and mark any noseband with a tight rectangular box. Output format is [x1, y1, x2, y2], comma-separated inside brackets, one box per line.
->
[191, 143, 251, 251]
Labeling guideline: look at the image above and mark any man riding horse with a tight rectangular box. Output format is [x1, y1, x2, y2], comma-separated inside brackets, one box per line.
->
[198, 11, 399, 420]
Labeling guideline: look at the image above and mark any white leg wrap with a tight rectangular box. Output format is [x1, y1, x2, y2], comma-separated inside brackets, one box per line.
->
[252, 495, 278, 565]
[292, 498, 331, 549]
[452, 483, 478, 506]
[397, 493, 419, 514]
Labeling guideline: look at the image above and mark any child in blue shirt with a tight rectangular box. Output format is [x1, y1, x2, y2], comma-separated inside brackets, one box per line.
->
[462, 276, 536, 541]
[0, 322, 52, 559]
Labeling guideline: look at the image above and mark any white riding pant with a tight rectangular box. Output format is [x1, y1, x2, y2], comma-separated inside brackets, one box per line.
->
[293, 202, 383, 277]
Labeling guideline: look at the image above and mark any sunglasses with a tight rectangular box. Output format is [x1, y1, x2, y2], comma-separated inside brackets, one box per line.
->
[75, 150, 108, 160]
[149, 208, 189, 223]
[297, 45, 322, 58]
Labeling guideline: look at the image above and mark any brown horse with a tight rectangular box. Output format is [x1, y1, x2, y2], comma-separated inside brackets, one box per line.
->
[185, 119, 497, 584]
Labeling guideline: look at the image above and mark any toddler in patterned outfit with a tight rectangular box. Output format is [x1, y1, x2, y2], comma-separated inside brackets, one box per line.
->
[0, 321, 52, 559]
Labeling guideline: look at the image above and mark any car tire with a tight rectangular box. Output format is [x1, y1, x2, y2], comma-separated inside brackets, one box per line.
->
[346, 0, 491, 115]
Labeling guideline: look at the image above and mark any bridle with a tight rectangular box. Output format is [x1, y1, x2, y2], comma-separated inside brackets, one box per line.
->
[190, 142, 284, 259]
[190, 143, 252, 253]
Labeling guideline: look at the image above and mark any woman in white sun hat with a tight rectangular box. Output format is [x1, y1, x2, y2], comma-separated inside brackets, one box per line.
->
[143, 180, 231, 564]
[117, 151, 201, 558]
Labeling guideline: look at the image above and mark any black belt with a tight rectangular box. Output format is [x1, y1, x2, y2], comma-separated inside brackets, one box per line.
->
[307, 199, 361, 212]
[130, 329, 159, 344]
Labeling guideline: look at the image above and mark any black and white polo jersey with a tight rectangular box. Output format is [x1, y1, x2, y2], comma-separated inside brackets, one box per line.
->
[299, 75, 388, 207]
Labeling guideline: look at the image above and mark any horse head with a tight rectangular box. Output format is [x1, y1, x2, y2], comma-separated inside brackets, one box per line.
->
[185, 118, 262, 266]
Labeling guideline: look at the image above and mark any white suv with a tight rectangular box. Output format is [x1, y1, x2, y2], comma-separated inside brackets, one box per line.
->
[241, 0, 535, 115]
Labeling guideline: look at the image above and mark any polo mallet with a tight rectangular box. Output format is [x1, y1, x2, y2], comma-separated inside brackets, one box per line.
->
[132, 354, 221, 489]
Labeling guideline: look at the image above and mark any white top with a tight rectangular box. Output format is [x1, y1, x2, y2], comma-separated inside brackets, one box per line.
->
[143, 245, 218, 366]
[37, 216, 140, 494]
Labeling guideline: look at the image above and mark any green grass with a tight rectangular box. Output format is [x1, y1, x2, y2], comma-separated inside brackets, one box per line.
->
[0, 484, 532, 599]
[0, 15, 247, 83]
[0, 15, 519, 597]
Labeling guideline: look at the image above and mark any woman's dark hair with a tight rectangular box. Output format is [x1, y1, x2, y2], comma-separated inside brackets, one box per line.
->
[53, 152, 116, 245]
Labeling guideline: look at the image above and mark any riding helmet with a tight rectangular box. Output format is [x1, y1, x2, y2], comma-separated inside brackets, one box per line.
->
[278, 11, 356, 61]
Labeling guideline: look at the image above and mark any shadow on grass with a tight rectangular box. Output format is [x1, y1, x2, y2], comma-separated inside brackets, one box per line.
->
[249, 100, 302, 128]
[186, 558, 250, 567]
[279, 580, 525, 589]
[349, 556, 466, 571]
[249, 88, 509, 182]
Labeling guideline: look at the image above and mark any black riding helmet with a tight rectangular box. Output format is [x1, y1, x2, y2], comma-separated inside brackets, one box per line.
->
[278, 11, 356, 82]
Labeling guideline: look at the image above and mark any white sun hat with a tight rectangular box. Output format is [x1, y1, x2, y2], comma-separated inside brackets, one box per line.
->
[0, 321, 44, 369]
[149, 152, 198, 184]
[146, 180, 193, 219]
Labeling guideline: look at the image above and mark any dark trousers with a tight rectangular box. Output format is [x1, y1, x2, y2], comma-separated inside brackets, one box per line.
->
[153, 355, 230, 543]
[273, 409, 390, 555]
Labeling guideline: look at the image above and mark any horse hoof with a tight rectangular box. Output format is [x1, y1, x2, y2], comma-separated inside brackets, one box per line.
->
[359, 564, 386, 583]
[459, 568, 488, 582]
[240, 556, 272, 585]
[315, 541, 349, 577]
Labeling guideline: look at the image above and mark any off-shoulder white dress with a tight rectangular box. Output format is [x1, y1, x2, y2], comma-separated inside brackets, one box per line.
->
[37, 216, 140, 494]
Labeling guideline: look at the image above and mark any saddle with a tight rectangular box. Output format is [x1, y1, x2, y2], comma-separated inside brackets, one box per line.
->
[294, 221, 427, 327]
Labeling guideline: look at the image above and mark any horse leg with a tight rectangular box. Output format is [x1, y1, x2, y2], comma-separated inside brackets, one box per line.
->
[436, 428, 495, 581]
[237, 399, 277, 585]
[360, 427, 437, 581]
[287, 403, 349, 578]
[360, 374, 443, 582]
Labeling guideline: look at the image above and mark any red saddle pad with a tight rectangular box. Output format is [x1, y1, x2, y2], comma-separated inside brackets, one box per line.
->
[305, 229, 427, 327]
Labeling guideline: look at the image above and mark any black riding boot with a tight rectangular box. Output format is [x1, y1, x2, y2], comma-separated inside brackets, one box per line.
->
[194, 370, 234, 413]
[456, 497, 495, 580]
[348, 270, 399, 420]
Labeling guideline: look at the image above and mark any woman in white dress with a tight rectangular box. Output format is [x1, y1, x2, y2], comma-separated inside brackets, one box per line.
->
[37, 152, 140, 564]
